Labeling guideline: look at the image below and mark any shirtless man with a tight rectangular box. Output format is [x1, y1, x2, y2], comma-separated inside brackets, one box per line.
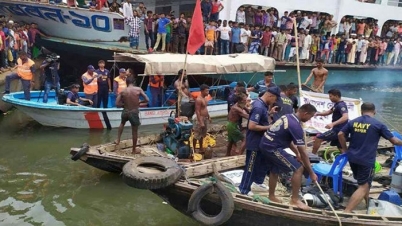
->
[227, 93, 249, 156]
[193, 84, 211, 154]
[115, 76, 149, 154]
[174, 69, 191, 116]
[302, 59, 328, 93]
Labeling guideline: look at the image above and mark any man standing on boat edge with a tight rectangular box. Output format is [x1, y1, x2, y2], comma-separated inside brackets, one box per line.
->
[338, 102, 402, 213]
[302, 59, 328, 93]
[193, 84, 211, 154]
[115, 76, 149, 154]
[238, 87, 280, 196]
[2, 51, 35, 100]
[95, 60, 111, 108]
[259, 104, 318, 211]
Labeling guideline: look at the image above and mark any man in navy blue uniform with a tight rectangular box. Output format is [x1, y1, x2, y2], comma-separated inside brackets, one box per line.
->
[238, 87, 280, 195]
[247, 71, 276, 96]
[312, 89, 349, 154]
[272, 85, 295, 122]
[95, 60, 111, 108]
[338, 102, 402, 213]
[259, 104, 318, 210]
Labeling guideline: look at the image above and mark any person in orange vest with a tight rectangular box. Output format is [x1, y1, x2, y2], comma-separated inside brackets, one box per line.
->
[81, 65, 99, 107]
[149, 74, 164, 107]
[2, 51, 36, 100]
[114, 68, 127, 95]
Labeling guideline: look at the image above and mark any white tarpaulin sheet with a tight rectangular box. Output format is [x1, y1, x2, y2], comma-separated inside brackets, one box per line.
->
[115, 53, 276, 75]
[300, 91, 363, 133]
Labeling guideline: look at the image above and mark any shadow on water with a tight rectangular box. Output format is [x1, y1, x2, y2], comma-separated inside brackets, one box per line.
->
[0, 82, 402, 226]
[0, 110, 200, 226]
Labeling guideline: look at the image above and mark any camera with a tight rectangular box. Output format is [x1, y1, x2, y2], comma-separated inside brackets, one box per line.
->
[46, 54, 60, 63]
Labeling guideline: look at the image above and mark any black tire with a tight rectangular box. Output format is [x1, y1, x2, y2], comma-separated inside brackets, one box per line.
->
[122, 157, 183, 190]
[188, 181, 234, 226]
[71, 143, 90, 161]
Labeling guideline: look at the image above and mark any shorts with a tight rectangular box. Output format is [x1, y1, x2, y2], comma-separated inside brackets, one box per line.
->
[227, 121, 244, 143]
[205, 40, 214, 47]
[193, 117, 208, 140]
[166, 33, 171, 43]
[311, 84, 324, 93]
[261, 148, 307, 177]
[350, 161, 374, 186]
[317, 129, 340, 147]
[121, 109, 141, 126]
[129, 36, 139, 47]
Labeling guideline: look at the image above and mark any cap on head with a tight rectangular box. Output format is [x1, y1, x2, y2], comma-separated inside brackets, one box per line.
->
[119, 68, 126, 73]
[267, 86, 281, 98]
[87, 65, 95, 71]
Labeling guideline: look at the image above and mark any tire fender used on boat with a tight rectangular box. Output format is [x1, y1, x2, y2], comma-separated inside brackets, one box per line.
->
[122, 156, 183, 190]
[188, 181, 234, 226]
[71, 143, 90, 161]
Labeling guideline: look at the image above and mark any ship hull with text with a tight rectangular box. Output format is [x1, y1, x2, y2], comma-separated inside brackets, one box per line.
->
[0, 0, 146, 58]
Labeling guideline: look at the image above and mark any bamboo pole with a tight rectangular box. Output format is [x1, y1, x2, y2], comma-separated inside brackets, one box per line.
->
[177, 52, 189, 117]
[292, 18, 302, 93]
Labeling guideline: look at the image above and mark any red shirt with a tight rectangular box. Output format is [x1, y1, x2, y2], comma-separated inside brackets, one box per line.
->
[0, 31, 5, 50]
[211, 1, 222, 14]
[261, 31, 272, 47]
[96, 0, 106, 9]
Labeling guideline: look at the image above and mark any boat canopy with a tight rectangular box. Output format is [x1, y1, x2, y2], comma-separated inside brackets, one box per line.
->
[113, 53, 276, 75]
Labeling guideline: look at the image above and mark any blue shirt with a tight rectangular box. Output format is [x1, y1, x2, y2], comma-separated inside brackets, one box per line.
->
[259, 114, 305, 151]
[67, 91, 79, 103]
[231, 27, 241, 44]
[272, 93, 294, 122]
[253, 80, 276, 94]
[95, 68, 110, 88]
[157, 18, 170, 34]
[201, 1, 212, 16]
[246, 98, 270, 150]
[331, 101, 348, 131]
[341, 115, 394, 166]
[251, 30, 262, 42]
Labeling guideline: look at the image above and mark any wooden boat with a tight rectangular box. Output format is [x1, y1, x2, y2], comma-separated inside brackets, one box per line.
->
[69, 124, 228, 172]
[151, 156, 402, 226]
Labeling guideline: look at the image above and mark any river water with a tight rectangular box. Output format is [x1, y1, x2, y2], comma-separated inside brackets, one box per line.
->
[1, 71, 402, 226]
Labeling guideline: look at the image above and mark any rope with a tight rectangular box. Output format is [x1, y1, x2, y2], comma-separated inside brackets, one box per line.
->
[376, 112, 402, 134]
[314, 181, 342, 226]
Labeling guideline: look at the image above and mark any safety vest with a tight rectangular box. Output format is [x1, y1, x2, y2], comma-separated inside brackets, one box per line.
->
[17, 58, 35, 80]
[149, 75, 163, 88]
[114, 76, 127, 94]
[82, 72, 98, 94]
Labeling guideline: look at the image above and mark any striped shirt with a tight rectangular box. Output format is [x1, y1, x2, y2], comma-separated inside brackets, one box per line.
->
[125, 16, 142, 37]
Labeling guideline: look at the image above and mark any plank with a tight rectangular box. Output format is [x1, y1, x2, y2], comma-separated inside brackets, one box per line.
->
[184, 156, 246, 178]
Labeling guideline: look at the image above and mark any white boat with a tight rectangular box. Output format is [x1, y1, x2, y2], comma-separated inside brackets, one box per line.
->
[1, 54, 274, 129]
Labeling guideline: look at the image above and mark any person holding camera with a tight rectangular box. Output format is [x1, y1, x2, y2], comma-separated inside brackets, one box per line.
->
[40, 55, 60, 103]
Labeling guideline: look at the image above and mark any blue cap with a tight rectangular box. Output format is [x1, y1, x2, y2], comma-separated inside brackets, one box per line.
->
[87, 65, 95, 71]
[267, 86, 281, 98]
[119, 68, 126, 73]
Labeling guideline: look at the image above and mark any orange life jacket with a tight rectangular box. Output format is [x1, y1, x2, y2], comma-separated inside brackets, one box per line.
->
[191, 91, 212, 101]
[82, 72, 98, 94]
[149, 75, 163, 88]
[114, 76, 127, 94]
[17, 58, 35, 80]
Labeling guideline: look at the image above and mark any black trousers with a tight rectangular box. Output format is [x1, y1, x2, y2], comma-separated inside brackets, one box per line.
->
[97, 87, 109, 108]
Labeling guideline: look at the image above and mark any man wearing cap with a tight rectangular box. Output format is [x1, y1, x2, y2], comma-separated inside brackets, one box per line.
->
[238, 87, 280, 195]
[114, 68, 127, 96]
[2, 51, 35, 100]
[247, 71, 276, 96]
[82, 65, 99, 107]
[66, 84, 93, 106]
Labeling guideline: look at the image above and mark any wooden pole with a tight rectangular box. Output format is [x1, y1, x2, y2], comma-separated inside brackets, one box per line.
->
[292, 18, 302, 93]
[177, 52, 189, 117]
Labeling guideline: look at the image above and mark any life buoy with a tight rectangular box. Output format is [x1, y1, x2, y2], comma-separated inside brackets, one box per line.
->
[188, 180, 234, 226]
[122, 156, 183, 190]
[190, 91, 212, 101]
[71, 143, 90, 161]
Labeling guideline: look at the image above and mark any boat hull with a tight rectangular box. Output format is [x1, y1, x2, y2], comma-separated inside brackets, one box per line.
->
[3, 91, 229, 129]
[153, 183, 402, 226]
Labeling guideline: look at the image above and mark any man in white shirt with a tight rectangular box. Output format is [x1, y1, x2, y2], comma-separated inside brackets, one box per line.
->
[236, 6, 246, 23]
[240, 23, 250, 52]
[218, 20, 231, 54]
[122, 0, 133, 18]
[301, 30, 312, 62]
[299, 14, 312, 31]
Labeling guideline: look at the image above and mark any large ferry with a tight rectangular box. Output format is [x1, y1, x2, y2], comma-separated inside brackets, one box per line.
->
[0, 0, 400, 57]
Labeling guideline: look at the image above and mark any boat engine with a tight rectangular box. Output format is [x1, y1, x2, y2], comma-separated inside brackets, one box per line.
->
[163, 113, 193, 159]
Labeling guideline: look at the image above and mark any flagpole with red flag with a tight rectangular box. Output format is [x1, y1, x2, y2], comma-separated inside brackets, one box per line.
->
[178, 0, 205, 117]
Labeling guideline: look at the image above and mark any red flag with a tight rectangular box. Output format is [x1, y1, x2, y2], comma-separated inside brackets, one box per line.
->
[186, 0, 205, 54]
